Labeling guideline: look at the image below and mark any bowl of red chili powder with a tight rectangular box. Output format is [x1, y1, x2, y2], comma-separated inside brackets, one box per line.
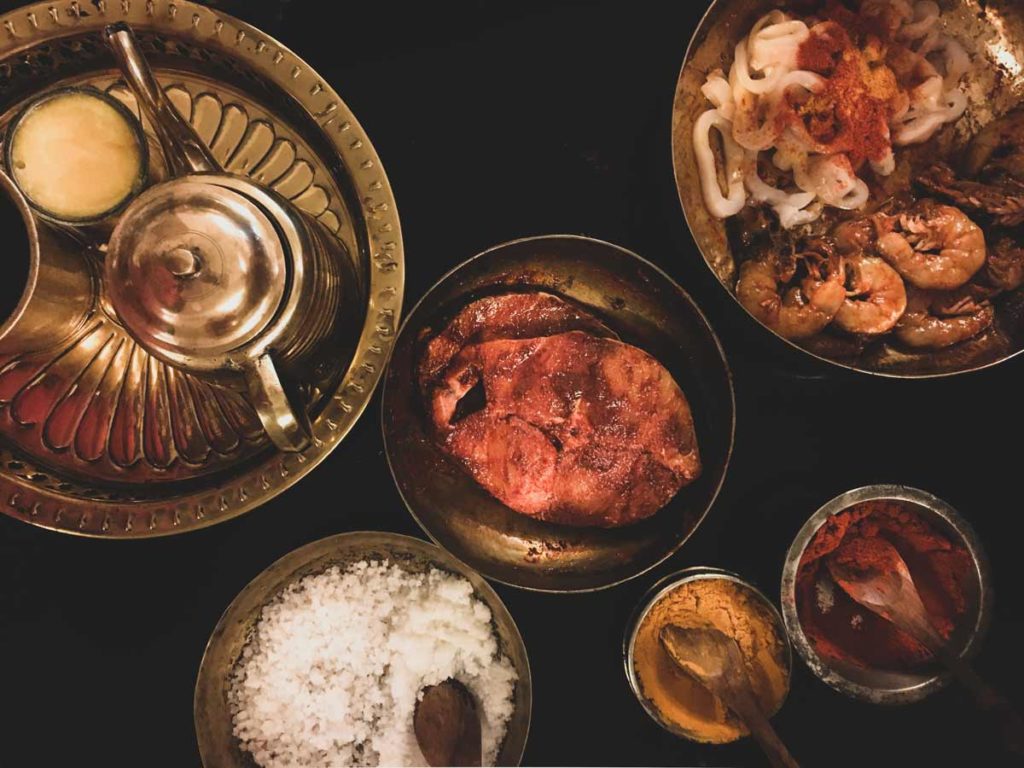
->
[781, 485, 992, 704]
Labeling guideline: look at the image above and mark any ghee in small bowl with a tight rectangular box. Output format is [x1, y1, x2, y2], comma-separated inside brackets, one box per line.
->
[7, 87, 147, 223]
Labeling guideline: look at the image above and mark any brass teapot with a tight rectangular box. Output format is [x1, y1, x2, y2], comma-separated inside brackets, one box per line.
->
[103, 23, 358, 452]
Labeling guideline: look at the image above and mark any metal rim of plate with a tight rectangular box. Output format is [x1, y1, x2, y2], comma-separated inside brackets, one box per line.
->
[671, 0, 1024, 379]
[779, 484, 993, 704]
[0, 0, 403, 538]
[193, 531, 532, 768]
[381, 234, 736, 593]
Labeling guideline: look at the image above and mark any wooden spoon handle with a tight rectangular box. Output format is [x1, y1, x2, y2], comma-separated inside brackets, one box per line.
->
[938, 650, 1024, 757]
[743, 709, 800, 768]
[725, 687, 800, 768]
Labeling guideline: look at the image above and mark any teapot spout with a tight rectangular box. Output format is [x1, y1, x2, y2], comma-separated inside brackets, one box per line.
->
[105, 22, 220, 177]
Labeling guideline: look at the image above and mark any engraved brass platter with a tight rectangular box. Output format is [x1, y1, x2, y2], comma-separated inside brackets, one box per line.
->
[673, 0, 1024, 377]
[0, 0, 403, 536]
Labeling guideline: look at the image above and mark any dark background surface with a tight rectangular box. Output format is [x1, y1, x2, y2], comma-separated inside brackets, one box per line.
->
[1, 0, 1022, 766]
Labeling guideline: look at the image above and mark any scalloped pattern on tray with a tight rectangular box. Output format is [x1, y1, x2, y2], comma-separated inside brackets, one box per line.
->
[0, 0, 403, 536]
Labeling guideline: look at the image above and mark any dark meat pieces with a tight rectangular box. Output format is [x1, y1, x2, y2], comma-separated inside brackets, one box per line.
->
[419, 297, 701, 528]
[918, 162, 1024, 228]
[982, 237, 1024, 293]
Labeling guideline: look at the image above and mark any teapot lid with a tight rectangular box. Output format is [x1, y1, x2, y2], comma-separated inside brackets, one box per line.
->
[107, 179, 287, 363]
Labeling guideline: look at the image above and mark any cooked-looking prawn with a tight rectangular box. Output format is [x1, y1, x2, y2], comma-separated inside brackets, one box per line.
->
[834, 254, 907, 335]
[833, 214, 891, 254]
[736, 240, 845, 339]
[893, 286, 994, 349]
[876, 200, 986, 290]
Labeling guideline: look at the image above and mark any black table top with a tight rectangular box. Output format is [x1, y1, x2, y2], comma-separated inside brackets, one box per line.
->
[2, 1, 1022, 766]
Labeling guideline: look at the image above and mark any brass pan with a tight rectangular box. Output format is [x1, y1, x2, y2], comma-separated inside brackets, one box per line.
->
[382, 235, 735, 592]
[673, 0, 1024, 377]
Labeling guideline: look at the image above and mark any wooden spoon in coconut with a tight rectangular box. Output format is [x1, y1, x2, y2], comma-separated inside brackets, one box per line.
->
[414, 678, 482, 767]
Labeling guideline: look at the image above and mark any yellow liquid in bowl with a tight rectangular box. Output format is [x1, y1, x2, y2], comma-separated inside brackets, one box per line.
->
[10, 91, 143, 221]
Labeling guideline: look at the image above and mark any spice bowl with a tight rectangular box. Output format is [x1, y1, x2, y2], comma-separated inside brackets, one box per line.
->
[780, 485, 993, 705]
[623, 567, 792, 744]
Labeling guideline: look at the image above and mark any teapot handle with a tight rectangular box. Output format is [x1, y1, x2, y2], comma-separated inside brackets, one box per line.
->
[245, 353, 313, 453]
[105, 22, 220, 177]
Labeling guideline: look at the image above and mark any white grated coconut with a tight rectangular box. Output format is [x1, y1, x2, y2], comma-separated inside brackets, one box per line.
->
[228, 560, 518, 767]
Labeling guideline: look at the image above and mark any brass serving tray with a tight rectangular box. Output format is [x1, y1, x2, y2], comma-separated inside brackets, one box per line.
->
[0, 0, 403, 536]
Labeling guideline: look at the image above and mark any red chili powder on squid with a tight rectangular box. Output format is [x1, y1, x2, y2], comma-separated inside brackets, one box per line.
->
[793, 20, 902, 165]
[795, 500, 975, 671]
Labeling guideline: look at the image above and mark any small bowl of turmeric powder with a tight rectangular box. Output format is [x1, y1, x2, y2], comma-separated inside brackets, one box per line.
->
[781, 485, 992, 705]
[624, 567, 792, 744]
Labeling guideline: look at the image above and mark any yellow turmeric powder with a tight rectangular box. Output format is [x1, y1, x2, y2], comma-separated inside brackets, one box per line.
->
[631, 575, 790, 743]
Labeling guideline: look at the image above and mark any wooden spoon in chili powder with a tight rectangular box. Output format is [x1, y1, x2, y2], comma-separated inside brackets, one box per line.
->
[414, 678, 482, 767]
[660, 625, 800, 768]
[828, 536, 1024, 756]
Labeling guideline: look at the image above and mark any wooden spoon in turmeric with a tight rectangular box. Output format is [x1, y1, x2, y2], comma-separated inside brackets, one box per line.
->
[660, 625, 799, 768]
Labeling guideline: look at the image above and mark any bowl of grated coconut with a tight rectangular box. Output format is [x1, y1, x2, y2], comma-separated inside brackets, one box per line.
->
[194, 532, 531, 767]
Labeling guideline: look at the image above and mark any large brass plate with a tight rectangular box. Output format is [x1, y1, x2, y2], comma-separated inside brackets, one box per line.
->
[0, 0, 403, 536]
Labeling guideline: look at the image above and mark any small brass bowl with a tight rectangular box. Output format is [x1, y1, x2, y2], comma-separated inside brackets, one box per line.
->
[5, 85, 149, 225]
[780, 485, 992, 704]
[381, 235, 735, 592]
[194, 531, 532, 767]
[623, 566, 793, 743]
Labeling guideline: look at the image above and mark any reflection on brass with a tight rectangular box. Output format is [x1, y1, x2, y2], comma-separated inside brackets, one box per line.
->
[672, 0, 1024, 377]
[104, 20, 362, 453]
[0, 0, 403, 537]
[193, 532, 532, 768]
[382, 235, 735, 593]
[0, 170, 95, 356]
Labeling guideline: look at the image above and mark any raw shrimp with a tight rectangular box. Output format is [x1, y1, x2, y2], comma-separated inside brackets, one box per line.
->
[834, 254, 908, 335]
[876, 200, 986, 290]
[736, 241, 845, 339]
[893, 286, 994, 349]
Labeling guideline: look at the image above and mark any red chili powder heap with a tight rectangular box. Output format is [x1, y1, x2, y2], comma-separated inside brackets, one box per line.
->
[793, 19, 901, 166]
[795, 500, 974, 671]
